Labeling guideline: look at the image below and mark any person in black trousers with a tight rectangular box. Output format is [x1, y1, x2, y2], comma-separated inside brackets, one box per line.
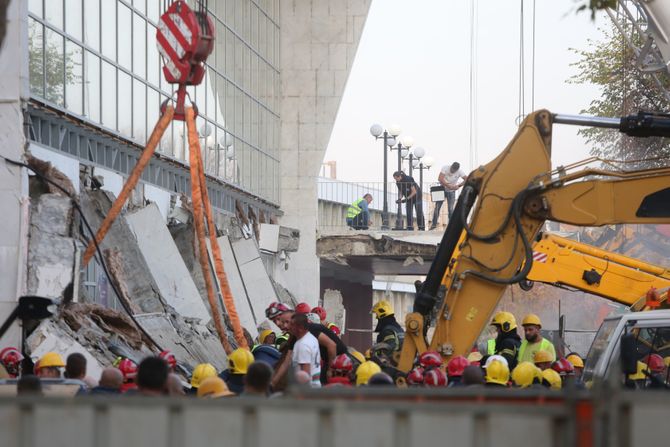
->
[393, 171, 424, 230]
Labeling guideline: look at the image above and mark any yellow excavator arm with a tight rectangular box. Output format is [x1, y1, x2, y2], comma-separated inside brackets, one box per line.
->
[525, 232, 670, 306]
[398, 109, 670, 372]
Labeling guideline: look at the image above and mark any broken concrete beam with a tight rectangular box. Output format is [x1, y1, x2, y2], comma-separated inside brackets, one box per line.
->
[126, 204, 211, 324]
[217, 235, 257, 338]
[78, 190, 166, 314]
[278, 226, 300, 252]
[317, 234, 437, 258]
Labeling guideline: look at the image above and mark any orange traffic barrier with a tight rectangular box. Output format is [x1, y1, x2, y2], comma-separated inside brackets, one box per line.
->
[188, 109, 247, 349]
[82, 106, 175, 266]
[186, 108, 233, 354]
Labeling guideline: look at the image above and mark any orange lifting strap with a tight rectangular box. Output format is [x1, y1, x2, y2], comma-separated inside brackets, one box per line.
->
[81, 105, 248, 353]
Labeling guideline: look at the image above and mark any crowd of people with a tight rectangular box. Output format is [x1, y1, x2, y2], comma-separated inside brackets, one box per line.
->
[1, 300, 668, 397]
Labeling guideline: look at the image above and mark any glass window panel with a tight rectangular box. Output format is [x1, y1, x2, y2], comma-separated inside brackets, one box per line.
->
[65, 40, 83, 115]
[65, 0, 82, 41]
[45, 0, 63, 30]
[118, 4, 132, 70]
[84, 0, 100, 52]
[147, 23, 159, 86]
[133, 79, 146, 142]
[226, 28, 234, 79]
[101, 0, 116, 60]
[45, 28, 64, 106]
[159, 94, 172, 154]
[28, 0, 42, 18]
[147, 0, 159, 23]
[84, 51, 100, 123]
[205, 68, 215, 120]
[133, 14, 146, 78]
[147, 87, 159, 142]
[28, 18, 45, 97]
[196, 74, 206, 116]
[118, 71, 132, 135]
[133, 0, 146, 15]
[101, 61, 116, 129]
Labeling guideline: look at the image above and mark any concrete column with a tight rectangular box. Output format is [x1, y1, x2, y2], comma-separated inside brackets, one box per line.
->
[278, 0, 372, 303]
[0, 0, 29, 346]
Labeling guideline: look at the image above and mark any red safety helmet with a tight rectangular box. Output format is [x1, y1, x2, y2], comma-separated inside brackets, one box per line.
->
[418, 351, 443, 369]
[551, 358, 575, 377]
[295, 302, 311, 314]
[331, 354, 354, 373]
[646, 353, 665, 373]
[407, 367, 425, 386]
[160, 350, 177, 370]
[0, 347, 23, 377]
[424, 368, 447, 387]
[115, 358, 138, 381]
[447, 356, 469, 378]
[311, 306, 327, 321]
[265, 302, 291, 320]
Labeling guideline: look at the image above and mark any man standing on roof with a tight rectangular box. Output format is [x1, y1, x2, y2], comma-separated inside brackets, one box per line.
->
[489, 311, 522, 370]
[393, 171, 424, 231]
[517, 314, 556, 364]
[430, 162, 467, 230]
[371, 300, 404, 357]
[346, 194, 373, 230]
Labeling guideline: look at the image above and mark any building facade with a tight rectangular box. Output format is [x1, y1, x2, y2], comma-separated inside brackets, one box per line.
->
[0, 0, 372, 345]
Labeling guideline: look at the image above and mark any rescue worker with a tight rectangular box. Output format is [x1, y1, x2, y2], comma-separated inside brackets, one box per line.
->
[327, 354, 355, 386]
[566, 353, 585, 380]
[551, 358, 576, 387]
[644, 354, 667, 389]
[346, 193, 373, 230]
[35, 352, 65, 379]
[541, 368, 562, 390]
[220, 348, 254, 394]
[311, 306, 341, 335]
[533, 350, 554, 371]
[446, 355, 469, 387]
[406, 367, 424, 387]
[197, 376, 234, 398]
[355, 361, 381, 386]
[517, 314, 556, 364]
[114, 357, 138, 393]
[159, 350, 177, 373]
[424, 368, 448, 387]
[258, 329, 276, 346]
[484, 359, 509, 388]
[511, 361, 543, 388]
[0, 347, 23, 378]
[371, 300, 405, 359]
[295, 302, 311, 314]
[190, 363, 217, 395]
[467, 351, 483, 366]
[489, 311, 521, 370]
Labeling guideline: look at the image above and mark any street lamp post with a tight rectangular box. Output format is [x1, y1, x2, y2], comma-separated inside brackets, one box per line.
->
[370, 123, 401, 230]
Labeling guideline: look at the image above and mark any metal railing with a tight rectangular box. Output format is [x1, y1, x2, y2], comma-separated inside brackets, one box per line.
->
[317, 179, 448, 233]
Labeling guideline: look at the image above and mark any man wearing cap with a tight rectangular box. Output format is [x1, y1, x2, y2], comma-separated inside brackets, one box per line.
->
[518, 314, 556, 364]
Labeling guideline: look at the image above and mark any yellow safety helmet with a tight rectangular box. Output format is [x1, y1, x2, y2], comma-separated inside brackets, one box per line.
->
[522, 314, 542, 327]
[197, 377, 234, 398]
[485, 360, 510, 386]
[191, 363, 217, 388]
[467, 351, 483, 363]
[541, 369, 562, 390]
[490, 311, 517, 332]
[511, 361, 542, 388]
[355, 361, 382, 386]
[350, 350, 365, 364]
[533, 350, 554, 365]
[228, 348, 254, 375]
[371, 300, 393, 319]
[38, 352, 65, 368]
[628, 361, 648, 380]
[259, 329, 275, 344]
[566, 354, 584, 369]
[664, 357, 670, 368]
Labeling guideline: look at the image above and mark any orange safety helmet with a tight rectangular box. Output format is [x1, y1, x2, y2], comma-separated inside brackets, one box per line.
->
[311, 306, 327, 321]
[295, 302, 311, 314]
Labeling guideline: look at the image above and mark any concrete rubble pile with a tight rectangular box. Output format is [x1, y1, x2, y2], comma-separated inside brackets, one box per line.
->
[23, 156, 299, 376]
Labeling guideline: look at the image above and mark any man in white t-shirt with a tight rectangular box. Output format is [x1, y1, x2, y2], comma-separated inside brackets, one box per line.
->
[430, 162, 467, 230]
[289, 313, 322, 387]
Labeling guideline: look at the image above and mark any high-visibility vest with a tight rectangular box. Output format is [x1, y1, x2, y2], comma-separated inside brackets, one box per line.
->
[346, 199, 364, 219]
[517, 338, 555, 363]
[487, 339, 496, 355]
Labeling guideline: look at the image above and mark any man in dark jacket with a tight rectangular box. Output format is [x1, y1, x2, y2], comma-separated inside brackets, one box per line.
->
[371, 300, 405, 357]
[393, 171, 425, 230]
[489, 311, 522, 371]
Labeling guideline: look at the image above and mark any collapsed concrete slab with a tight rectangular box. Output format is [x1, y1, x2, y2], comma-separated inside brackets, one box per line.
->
[126, 204, 211, 324]
[232, 238, 278, 327]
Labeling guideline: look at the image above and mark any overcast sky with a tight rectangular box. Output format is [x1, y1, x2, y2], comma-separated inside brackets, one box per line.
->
[324, 0, 611, 183]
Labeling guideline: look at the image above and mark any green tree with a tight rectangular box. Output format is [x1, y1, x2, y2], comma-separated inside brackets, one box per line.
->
[569, 21, 670, 169]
